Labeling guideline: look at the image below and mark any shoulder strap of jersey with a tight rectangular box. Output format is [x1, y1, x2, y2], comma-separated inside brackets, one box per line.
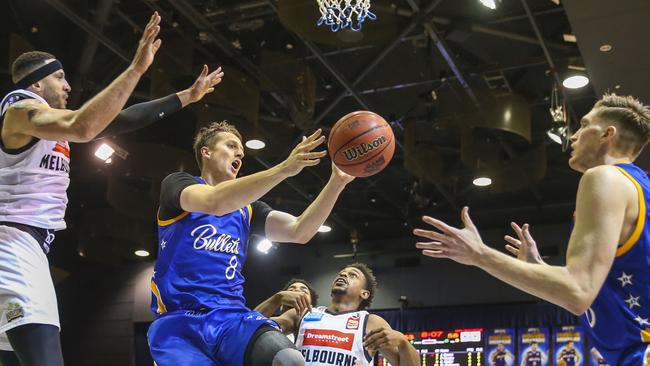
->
[1, 89, 48, 116]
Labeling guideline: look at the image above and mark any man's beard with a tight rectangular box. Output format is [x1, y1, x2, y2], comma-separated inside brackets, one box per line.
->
[331, 287, 346, 296]
[42, 88, 63, 108]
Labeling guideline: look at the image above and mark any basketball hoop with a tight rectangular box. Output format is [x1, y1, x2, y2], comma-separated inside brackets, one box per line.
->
[316, 0, 376, 32]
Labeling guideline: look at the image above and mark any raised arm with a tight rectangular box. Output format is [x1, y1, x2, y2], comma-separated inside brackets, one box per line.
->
[94, 65, 224, 140]
[263, 163, 354, 244]
[363, 315, 419, 366]
[414, 165, 632, 315]
[254, 290, 310, 318]
[4, 13, 161, 143]
[179, 130, 327, 216]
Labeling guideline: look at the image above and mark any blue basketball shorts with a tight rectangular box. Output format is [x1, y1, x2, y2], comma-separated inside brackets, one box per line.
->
[148, 306, 279, 366]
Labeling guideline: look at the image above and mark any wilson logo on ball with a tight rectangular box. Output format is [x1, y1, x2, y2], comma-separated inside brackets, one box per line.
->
[342, 135, 387, 161]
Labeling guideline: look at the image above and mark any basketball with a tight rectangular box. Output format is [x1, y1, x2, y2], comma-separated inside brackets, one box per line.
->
[328, 111, 395, 177]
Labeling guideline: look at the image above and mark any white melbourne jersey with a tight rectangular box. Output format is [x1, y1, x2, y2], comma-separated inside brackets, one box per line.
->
[0, 90, 70, 230]
[296, 306, 374, 366]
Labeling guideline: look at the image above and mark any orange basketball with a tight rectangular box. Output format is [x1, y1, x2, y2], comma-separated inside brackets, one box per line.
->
[328, 111, 395, 177]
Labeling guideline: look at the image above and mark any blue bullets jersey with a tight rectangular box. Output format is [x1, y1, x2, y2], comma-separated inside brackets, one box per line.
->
[151, 173, 271, 314]
[580, 162, 650, 365]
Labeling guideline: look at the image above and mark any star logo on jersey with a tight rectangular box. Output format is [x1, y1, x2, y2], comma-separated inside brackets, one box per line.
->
[618, 272, 633, 288]
[160, 240, 167, 250]
[625, 294, 641, 309]
[346, 314, 360, 330]
[634, 315, 650, 327]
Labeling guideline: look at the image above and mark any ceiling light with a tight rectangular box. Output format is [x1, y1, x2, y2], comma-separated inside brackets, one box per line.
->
[562, 34, 576, 43]
[479, 0, 498, 9]
[134, 250, 150, 257]
[95, 143, 115, 161]
[245, 139, 265, 150]
[547, 130, 563, 144]
[473, 177, 492, 187]
[599, 44, 612, 52]
[105, 158, 113, 164]
[562, 75, 589, 89]
[318, 225, 332, 233]
[257, 239, 273, 254]
[286, 43, 294, 50]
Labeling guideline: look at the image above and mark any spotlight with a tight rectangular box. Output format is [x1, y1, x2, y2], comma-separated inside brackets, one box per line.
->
[318, 225, 332, 233]
[94, 143, 115, 161]
[547, 125, 567, 145]
[245, 139, 266, 150]
[473, 177, 492, 187]
[134, 250, 150, 257]
[562, 75, 589, 89]
[256, 239, 273, 254]
[479, 0, 499, 9]
[94, 142, 129, 162]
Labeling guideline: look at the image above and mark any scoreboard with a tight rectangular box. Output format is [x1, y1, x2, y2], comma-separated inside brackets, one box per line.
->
[376, 329, 484, 366]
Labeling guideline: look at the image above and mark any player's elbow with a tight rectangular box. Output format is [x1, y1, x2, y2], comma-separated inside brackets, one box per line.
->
[68, 116, 96, 142]
[292, 232, 312, 244]
[564, 291, 594, 315]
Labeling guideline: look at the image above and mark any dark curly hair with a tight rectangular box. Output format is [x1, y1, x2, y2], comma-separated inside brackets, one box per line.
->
[343, 262, 377, 310]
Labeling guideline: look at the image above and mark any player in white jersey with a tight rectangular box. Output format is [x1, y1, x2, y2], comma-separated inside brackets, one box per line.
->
[273, 263, 419, 366]
[0, 13, 224, 366]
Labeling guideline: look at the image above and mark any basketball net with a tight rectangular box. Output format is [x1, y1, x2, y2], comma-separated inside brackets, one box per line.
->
[316, 0, 377, 32]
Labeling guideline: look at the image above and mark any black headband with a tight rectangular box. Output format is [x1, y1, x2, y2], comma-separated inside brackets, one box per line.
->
[14, 60, 63, 90]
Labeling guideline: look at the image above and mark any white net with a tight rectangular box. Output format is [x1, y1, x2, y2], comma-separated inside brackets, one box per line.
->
[316, 0, 376, 32]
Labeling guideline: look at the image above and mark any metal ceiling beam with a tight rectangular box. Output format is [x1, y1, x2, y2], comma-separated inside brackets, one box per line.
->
[264, 2, 371, 111]
[43, 0, 131, 63]
[416, 3, 544, 203]
[167, 0, 291, 111]
[313, 0, 446, 125]
[69, 0, 114, 106]
[520, 0, 578, 124]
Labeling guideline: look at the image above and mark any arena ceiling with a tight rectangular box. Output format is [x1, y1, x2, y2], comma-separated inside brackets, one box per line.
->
[3, 0, 643, 266]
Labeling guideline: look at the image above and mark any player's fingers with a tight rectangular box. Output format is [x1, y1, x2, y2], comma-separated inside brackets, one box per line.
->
[420, 215, 457, 236]
[504, 235, 521, 247]
[299, 136, 326, 152]
[422, 249, 446, 258]
[303, 159, 321, 167]
[415, 241, 443, 250]
[152, 39, 162, 53]
[522, 224, 535, 243]
[505, 245, 519, 256]
[460, 206, 476, 230]
[413, 228, 447, 242]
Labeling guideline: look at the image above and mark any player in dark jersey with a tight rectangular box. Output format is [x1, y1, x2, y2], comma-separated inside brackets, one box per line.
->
[489, 343, 513, 366]
[148, 121, 355, 365]
[521, 342, 547, 366]
[557, 341, 580, 366]
[414, 94, 650, 366]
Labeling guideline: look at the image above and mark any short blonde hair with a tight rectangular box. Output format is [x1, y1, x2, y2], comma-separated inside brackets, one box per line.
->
[594, 94, 650, 154]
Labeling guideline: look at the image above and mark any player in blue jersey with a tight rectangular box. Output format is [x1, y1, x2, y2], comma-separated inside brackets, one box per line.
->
[557, 341, 580, 366]
[148, 121, 354, 365]
[413, 94, 650, 366]
[521, 342, 546, 366]
[489, 343, 514, 366]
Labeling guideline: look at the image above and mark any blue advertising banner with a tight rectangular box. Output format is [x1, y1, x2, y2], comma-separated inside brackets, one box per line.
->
[519, 327, 550, 366]
[486, 328, 516, 366]
[553, 326, 584, 366]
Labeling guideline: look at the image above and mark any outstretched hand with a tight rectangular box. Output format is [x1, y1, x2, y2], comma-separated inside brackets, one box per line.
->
[180, 65, 225, 107]
[276, 290, 311, 317]
[413, 207, 488, 266]
[280, 129, 327, 177]
[504, 222, 546, 264]
[130, 12, 162, 74]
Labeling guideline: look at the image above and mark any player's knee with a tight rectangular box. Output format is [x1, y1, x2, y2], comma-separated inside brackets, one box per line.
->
[271, 348, 304, 366]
